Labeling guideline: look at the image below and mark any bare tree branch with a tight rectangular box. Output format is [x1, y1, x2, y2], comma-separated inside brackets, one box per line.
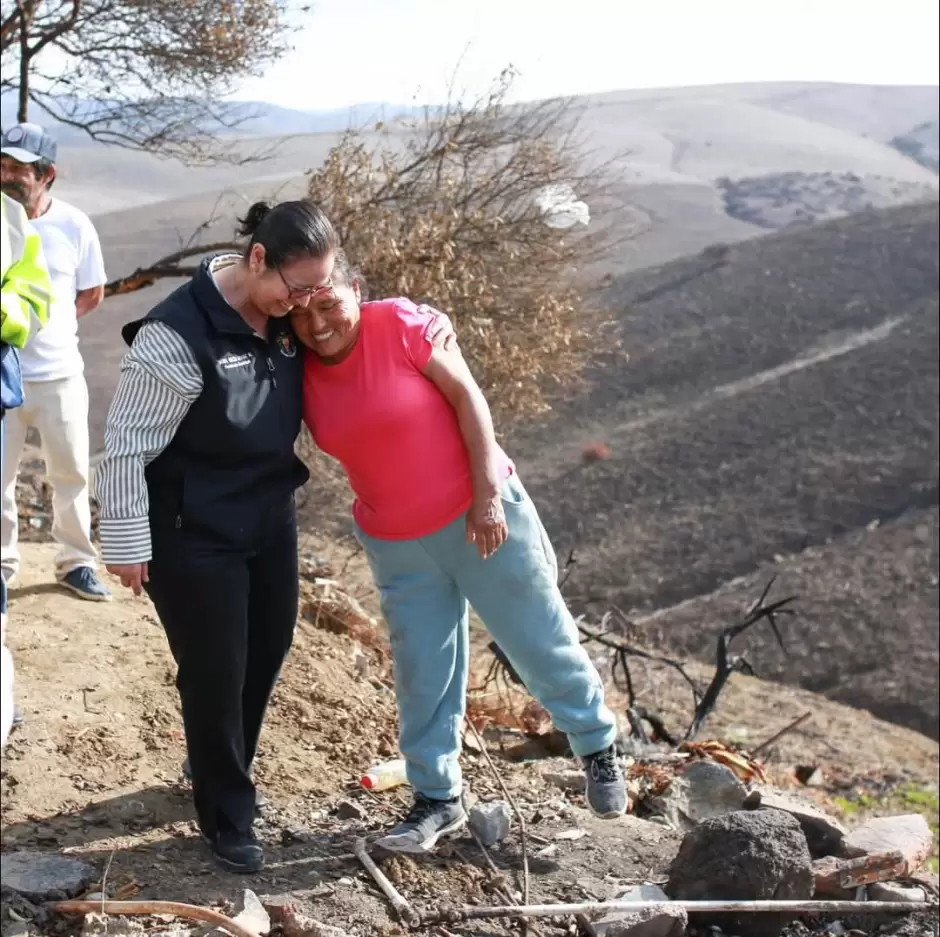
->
[1, 0, 302, 162]
[103, 241, 239, 297]
[483, 575, 798, 749]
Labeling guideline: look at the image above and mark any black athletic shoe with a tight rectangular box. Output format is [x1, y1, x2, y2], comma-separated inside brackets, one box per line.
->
[200, 828, 264, 873]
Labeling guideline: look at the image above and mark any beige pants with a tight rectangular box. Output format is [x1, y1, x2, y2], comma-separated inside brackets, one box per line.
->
[1, 374, 98, 580]
[1, 627, 11, 750]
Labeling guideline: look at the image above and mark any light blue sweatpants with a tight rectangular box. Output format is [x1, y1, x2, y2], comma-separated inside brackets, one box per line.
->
[355, 472, 618, 800]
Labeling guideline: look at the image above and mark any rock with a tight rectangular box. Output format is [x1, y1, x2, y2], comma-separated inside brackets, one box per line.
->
[543, 768, 586, 793]
[81, 913, 145, 937]
[841, 815, 933, 875]
[911, 871, 939, 893]
[666, 809, 814, 937]
[650, 760, 748, 831]
[0, 853, 93, 901]
[468, 801, 512, 847]
[280, 826, 317, 845]
[230, 889, 270, 935]
[263, 896, 298, 925]
[753, 788, 846, 858]
[2, 923, 34, 937]
[867, 881, 928, 903]
[265, 908, 349, 937]
[813, 851, 908, 897]
[299, 925, 350, 937]
[335, 800, 367, 821]
[593, 884, 687, 937]
[794, 765, 826, 787]
[877, 912, 940, 937]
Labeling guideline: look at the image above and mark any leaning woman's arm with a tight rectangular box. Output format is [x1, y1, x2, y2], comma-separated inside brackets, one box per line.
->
[95, 322, 203, 566]
[421, 346, 502, 497]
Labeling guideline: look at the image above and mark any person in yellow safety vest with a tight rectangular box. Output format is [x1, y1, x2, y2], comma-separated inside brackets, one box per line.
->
[2, 191, 51, 350]
[1, 189, 51, 750]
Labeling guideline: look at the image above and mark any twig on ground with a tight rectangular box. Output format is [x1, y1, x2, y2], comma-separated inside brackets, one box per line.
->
[96, 848, 115, 913]
[353, 837, 420, 928]
[430, 897, 932, 925]
[458, 809, 504, 882]
[51, 900, 262, 937]
[465, 719, 531, 909]
[340, 541, 364, 577]
[456, 825, 544, 937]
[752, 711, 812, 757]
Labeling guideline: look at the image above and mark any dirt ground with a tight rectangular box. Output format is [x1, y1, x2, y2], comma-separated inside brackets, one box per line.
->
[2, 541, 938, 937]
[3, 202, 938, 936]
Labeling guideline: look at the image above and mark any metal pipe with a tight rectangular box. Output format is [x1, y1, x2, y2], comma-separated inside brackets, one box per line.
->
[431, 898, 933, 924]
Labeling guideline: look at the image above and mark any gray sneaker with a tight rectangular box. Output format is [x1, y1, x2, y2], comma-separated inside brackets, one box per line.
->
[583, 746, 628, 818]
[374, 794, 467, 855]
[60, 567, 112, 602]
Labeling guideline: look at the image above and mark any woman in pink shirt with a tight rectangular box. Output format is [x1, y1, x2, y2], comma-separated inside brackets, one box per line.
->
[293, 251, 625, 854]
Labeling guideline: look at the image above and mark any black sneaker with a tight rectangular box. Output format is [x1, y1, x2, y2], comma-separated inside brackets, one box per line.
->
[200, 828, 264, 873]
[374, 794, 467, 855]
[583, 746, 628, 818]
[182, 757, 268, 810]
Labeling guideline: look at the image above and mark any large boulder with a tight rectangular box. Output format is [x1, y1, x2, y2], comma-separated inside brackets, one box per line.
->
[750, 788, 846, 858]
[665, 809, 814, 937]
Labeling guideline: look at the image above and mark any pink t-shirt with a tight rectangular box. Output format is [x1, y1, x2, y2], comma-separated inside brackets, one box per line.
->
[302, 298, 513, 540]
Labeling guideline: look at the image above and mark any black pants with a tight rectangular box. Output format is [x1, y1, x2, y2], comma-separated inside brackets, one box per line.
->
[146, 511, 298, 836]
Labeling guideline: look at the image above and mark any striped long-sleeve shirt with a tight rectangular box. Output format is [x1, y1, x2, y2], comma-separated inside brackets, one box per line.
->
[95, 321, 203, 565]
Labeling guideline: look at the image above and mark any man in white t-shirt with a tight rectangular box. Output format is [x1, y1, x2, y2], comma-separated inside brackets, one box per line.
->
[0, 123, 111, 601]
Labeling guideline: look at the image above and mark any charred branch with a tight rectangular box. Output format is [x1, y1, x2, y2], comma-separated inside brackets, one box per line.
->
[481, 576, 797, 748]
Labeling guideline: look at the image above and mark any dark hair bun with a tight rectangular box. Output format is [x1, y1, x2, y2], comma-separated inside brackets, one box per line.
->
[236, 201, 272, 238]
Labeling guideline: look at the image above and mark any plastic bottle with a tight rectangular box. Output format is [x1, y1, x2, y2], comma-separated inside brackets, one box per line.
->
[360, 758, 408, 791]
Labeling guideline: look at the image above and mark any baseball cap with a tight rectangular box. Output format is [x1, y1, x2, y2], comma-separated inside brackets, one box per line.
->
[1, 122, 58, 164]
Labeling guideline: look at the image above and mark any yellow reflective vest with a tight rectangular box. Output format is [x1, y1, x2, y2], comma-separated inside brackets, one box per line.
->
[1, 192, 51, 349]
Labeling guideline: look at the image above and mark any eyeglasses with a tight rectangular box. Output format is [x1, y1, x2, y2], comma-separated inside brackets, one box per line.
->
[277, 268, 335, 301]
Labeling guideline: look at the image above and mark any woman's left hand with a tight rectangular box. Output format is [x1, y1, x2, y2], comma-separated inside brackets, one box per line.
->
[466, 491, 508, 559]
[418, 304, 458, 352]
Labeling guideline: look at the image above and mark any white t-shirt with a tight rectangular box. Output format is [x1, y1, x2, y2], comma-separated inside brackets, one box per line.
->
[18, 197, 106, 381]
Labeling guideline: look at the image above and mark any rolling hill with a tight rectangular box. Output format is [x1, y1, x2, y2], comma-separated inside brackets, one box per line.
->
[507, 201, 939, 738]
[8, 82, 940, 746]
[63, 81, 938, 449]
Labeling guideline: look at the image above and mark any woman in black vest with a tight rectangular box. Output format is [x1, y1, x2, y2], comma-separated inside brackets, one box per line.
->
[95, 201, 453, 872]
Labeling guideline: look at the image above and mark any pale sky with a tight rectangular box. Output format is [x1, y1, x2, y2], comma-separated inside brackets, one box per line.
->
[235, 0, 940, 111]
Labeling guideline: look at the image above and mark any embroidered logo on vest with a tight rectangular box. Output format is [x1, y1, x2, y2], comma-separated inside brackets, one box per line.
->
[277, 332, 296, 358]
[218, 352, 253, 370]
